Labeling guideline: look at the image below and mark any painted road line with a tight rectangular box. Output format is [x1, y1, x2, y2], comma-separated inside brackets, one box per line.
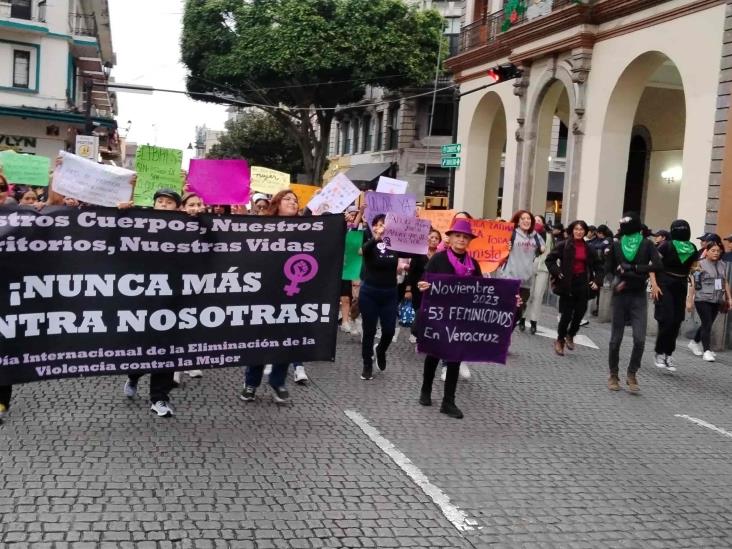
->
[344, 409, 480, 532]
[675, 414, 732, 440]
[535, 325, 599, 349]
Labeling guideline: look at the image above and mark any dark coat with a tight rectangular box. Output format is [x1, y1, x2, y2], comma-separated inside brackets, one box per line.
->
[545, 239, 604, 297]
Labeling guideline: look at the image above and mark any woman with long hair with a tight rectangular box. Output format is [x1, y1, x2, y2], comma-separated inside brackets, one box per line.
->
[527, 215, 552, 334]
[545, 220, 602, 356]
[688, 241, 732, 362]
[503, 210, 544, 331]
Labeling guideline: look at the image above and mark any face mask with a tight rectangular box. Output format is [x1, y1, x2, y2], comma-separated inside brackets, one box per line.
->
[534, 222, 544, 234]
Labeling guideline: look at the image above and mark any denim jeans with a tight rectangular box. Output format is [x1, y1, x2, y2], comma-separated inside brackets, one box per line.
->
[358, 283, 398, 367]
[609, 290, 647, 375]
[245, 364, 288, 389]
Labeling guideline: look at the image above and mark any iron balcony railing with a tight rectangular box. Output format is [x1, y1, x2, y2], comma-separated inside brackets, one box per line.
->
[69, 12, 97, 37]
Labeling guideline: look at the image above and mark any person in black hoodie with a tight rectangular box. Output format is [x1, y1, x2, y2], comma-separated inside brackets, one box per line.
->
[416, 219, 483, 419]
[605, 212, 662, 393]
[545, 220, 603, 356]
[649, 219, 698, 373]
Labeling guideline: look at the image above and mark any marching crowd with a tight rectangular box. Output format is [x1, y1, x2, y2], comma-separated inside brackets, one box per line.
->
[1, 166, 731, 423]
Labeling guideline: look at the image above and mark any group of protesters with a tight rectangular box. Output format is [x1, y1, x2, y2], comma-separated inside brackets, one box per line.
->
[1, 161, 731, 423]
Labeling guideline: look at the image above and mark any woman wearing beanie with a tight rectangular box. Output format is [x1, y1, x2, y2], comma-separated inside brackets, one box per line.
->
[416, 219, 483, 419]
[545, 220, 603, 356]
[649, 219, 698, 372]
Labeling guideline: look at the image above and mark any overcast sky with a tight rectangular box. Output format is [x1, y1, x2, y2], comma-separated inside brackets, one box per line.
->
[108, 0, 228, 158]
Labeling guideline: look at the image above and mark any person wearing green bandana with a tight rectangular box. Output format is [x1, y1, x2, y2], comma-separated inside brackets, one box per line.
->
[649, 220, 699, 372]
[604, 213, 662, 393]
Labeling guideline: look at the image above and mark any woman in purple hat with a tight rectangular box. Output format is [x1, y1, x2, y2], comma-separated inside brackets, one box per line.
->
[416, 218, 483, 419]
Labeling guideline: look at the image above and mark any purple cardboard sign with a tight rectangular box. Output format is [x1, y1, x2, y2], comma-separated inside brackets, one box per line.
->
[188, 159, 251, 205]
[383, 212, 430, 255]
[416, 274, 520, 364]
[364, 191, 416, 226]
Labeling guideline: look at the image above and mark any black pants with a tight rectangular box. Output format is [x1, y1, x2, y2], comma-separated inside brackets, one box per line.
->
[694, 301, 719, 352]
[421, 355, 459, 405]
[359, 283, 398, 367]
[654, 275, 688, 356]
[609, 290, 647, 375]
[557, 274, 589, 340]
[128, 372, 173, 403]
[0, 385, 11, 409]
[517, 287, 531, 322]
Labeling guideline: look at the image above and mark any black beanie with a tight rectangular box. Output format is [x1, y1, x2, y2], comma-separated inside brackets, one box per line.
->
[619, 212, 642, 236]
[670, 219, 691, 242]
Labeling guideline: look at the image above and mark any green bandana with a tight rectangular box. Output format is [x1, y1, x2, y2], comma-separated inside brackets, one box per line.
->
[620, 233, 643, 262]
[672, 240, 696, 264]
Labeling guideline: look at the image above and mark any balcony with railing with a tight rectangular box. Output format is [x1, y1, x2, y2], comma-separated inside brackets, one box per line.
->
[69, 12, 97, 38]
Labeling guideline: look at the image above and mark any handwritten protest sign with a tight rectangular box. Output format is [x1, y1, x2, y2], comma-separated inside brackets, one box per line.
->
[54, 151, 134, 207]
[467, 219, 514, 273]
[364, 191, 416, 226]
[134, 145, 183, 206]
[306, 173, 360, 214]
[188, 159, 250, 205]
[418, 209, 456, 236]
[376, 176, 408, 194]
[342, 230, 364, 280]
[417, 274, 520, 364]
[383, 213, 431, 255]
[0, 152, 50, 186]
[250, 166, 290, 194]
[290, 183, 319, 208]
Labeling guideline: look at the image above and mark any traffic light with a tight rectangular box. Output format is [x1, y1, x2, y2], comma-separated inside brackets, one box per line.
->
[486, 63, 522, 84]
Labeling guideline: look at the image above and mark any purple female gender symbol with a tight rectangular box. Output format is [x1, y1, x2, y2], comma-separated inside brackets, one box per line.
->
[283, 254, 319, 296]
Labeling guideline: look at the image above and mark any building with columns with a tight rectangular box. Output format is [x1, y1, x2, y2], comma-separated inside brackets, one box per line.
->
[447, 0, 726, 238]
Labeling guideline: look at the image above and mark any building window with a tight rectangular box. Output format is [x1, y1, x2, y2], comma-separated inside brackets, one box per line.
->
[363, 115, 372, 152]
[10, 0, 32, 20]
[375, 113, 383, 151]
[13, 50, 31, 88]
[335, 124, 341, 155]
[343, 121, 351, 155]
[387, 107, 399, 150]
[557, 121, 568, 158]
[430, 102, 454, 136]
[352, 119, 360, 154]
[445, 17, 461, 57]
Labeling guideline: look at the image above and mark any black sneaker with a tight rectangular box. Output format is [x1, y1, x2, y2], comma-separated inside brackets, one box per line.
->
[360, 366, 373, 380]
[240, 386, 256, 402]
[529, 321, 537, 335]
[517, 318, 526, 332]
[272, 386, 290, 405]
[440, 402, 464, 419]
[375, 347, 387, 371]
[419, 392, 432, 406]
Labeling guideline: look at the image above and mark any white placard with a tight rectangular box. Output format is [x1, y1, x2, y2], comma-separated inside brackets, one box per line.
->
[376, 176, 408, 195]
[54, 151, 135, 207]
[306, 173, 360, 214]
[75, 135, 99, 161]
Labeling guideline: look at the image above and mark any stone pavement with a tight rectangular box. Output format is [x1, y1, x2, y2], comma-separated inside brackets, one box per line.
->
[3, 305, 732, 548]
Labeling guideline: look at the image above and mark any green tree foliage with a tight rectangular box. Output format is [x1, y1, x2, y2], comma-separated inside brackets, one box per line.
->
[181, 0, 444, 183]
[207, 111, 304, 177]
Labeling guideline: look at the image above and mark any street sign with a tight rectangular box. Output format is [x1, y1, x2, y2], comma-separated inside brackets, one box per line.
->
[441, 157, 461, 168]
[441, 143, 461, 155]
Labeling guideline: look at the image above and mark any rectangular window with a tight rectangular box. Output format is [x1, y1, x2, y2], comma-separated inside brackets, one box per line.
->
[375, 113, 383, 151]
[430, 102, 454, 136]
[13, 50, 31, 88]
[10, 0, 32, 20]
[557, 121, 568, 158]
[352, 119, 359, 154]
[363, 115, 372, 152]
[335, 124, 341, 155]
[343, 121, 351, 155]
[388, 107, 399, 150]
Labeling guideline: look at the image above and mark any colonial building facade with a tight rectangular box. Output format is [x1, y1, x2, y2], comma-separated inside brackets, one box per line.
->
[447, 0, 726, 238]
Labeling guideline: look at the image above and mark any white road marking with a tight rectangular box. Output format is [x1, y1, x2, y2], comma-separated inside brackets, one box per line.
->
[344, 409, 480, 532]
[535, 325, 599, 349]
[675, 414, 732, 440]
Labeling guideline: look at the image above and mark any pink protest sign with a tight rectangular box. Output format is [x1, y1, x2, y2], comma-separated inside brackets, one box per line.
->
[188, 159, 251, 205]
[383, 212, 431, 255]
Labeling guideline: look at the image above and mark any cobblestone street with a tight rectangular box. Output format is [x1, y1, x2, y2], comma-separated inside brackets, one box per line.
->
[3, 306, 732, 548]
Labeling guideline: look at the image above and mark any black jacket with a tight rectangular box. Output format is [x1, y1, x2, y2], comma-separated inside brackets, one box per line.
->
[604, 237, 662, 293]
[545, 239, 603, 296]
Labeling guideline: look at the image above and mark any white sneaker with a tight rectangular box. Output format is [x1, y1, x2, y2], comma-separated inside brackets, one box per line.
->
[440, 366, 447, 382]
[459, 363, 472, 380]
[173, 371, 182, 386]
[664, 355, 677, 373]
[187, 370, 203, 378]
[688, 340, 703, 356]
[294, 365, 309, 384]
[393, 325, 400, 343]
[703, 350, 716, 362]
[409, 334, 417, 344]
[150, 401, 173, 417]
[579, 319, 590, 327]
[123, 379, 137, 398]
[264, 364, 273, 376]
[654, 354, 667, 370]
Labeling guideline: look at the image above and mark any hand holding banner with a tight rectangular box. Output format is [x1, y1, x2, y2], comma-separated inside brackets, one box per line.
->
[188, 159, 251, 205]
[306, 173, 360, 214]
[364, 191, 416, 226]
[134, 145, 183, 206]
[53, 151, 135, 207]
[417, 274, 520, 364]
[250, 166, 290, 194]
[0, 152, 50, 186]
[467, 219, 514, 274]
[383, 213, 431, 255]
[376, 176, 408, 194]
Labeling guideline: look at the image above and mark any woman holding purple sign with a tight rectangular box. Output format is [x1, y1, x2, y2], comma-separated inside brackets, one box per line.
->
[416, 219, 483, 419]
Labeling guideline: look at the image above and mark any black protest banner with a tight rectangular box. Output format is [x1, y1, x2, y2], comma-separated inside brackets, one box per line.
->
[0, 206, 345, 384]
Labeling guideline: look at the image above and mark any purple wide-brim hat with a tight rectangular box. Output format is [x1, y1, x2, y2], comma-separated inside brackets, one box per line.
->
[445, 218, 477, 239]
